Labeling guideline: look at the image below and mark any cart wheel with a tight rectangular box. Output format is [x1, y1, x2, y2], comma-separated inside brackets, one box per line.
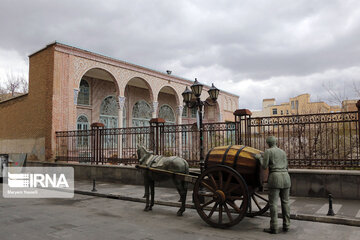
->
[246, 190, 269, 217]
[193, 165, 249, 228]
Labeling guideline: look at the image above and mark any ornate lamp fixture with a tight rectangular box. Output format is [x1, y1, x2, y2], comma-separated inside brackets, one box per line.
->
[182, 78, 220, 173]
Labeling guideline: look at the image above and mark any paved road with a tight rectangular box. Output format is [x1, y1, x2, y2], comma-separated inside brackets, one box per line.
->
[75, 181, 360, 221]
[0, 193, 359, 240]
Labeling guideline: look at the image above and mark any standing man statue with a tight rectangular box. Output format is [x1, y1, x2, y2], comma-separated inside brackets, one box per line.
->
[255, 136, 291, 234]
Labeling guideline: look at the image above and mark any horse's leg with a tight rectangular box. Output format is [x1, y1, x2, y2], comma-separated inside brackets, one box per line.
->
[180, 180, 188, 214]
[143, 179, 147, 198]
[144, 176, 150, 212]
[149, 180, 155, 210]
[173, 178, 187, 216]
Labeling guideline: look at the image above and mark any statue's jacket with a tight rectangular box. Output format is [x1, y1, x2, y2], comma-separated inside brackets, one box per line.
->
[259, 147, 291, 189]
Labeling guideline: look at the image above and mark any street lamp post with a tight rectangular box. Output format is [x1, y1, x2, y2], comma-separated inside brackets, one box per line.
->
[182, 78, 220, 173]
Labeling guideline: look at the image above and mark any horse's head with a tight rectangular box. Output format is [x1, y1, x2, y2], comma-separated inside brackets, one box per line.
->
[137, 145, 153, 165]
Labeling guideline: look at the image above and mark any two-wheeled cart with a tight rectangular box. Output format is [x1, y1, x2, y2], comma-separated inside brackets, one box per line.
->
[137, 145, 269, 228]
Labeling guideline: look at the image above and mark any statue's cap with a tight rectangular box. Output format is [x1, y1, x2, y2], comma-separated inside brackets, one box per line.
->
[266, 136, 277, 145]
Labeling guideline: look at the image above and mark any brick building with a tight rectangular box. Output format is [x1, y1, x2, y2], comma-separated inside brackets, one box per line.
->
[0, 42, 239, 161]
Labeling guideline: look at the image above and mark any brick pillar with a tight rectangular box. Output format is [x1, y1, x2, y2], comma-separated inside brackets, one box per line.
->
[150, 118, 165, 155]
[234, 109, 252, 146]
[91, 122, 104, 165]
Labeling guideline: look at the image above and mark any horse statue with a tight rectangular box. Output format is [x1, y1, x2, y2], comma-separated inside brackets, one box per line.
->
[137, 145, 189, 216]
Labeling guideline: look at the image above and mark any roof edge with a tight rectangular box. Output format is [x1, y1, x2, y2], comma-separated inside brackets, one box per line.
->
[0, 93, 28, 104]
[28, 41, 57, 58]
[30, 41, 239, 98]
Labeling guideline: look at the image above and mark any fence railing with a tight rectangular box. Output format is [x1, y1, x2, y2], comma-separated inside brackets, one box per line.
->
[157, 122, 237, 166]
[56, 103, 360, 169]
[56, 121, 237, 167]
[56, 126, 151, 165]
[235, 110, 360, 169]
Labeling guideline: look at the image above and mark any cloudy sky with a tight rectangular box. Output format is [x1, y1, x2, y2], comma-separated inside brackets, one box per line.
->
[0, 0, 359, 110]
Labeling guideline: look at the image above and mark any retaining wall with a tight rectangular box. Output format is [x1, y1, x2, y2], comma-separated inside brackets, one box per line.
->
[289, 169, 360, 199]
[26, 161, 360, 199]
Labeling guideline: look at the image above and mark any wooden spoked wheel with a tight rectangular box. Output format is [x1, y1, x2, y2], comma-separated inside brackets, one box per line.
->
[246, 190, 270, 217]
[193, 165, 249, 228]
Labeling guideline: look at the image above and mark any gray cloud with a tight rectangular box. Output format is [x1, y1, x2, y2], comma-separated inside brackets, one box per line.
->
[0, 0, 359, 109]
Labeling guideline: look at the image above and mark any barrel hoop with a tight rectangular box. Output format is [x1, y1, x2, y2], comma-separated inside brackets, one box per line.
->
[205, 147, 214, 170]
[221, 145, 233, 165]
[233, 146, 247, 169]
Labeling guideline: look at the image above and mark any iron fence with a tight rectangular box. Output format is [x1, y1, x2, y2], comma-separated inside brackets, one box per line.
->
[157, 122, 237, 166]
[56, 121, 237, 167]
[56, 126, 151, 165]
[56, 108, 360, 169]
[56, 129, 94, 163]
[236, 111, 360, 169]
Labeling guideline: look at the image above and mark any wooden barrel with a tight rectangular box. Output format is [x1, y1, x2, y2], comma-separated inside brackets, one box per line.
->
[205, 145, 268, 188]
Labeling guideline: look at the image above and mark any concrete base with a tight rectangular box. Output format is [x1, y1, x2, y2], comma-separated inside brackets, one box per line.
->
[289, 169, 360, 200]
[26, 161, 360, 200]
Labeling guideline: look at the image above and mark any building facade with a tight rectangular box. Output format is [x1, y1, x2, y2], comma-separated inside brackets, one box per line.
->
[252, 94, 341, 117]
[0, 42, 239, 161]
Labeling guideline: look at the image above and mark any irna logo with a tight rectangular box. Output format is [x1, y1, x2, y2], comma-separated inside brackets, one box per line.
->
[8, 173, 69, 188]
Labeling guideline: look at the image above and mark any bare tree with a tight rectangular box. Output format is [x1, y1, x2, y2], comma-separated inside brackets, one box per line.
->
[3, 71, 29, 96]
[322, 80, 347, 106]
[0, 82, 6, 101]
[353, 82, 360, 97]
[0, 82, 5, 94]
[5, 72, 20, 96]
[19, 75, 28, 93]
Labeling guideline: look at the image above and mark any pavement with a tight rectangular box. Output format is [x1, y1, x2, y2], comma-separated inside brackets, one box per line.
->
[74, 180, 360, 227]
[1, 190, 359, 240]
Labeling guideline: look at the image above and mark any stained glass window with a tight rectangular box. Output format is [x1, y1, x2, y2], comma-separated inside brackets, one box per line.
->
[100, 96, 119, 147]
[100, 96, 118, 128]
[132, 100, 152, 127]
[78, 79, 90, 105]
[159, 105, 175, 124]
[100, 96, 118, 117]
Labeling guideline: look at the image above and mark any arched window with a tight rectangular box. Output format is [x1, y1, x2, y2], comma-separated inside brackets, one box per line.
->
[78, 79, 90, 105]
[159, 105, 176, 149]
[77, 115, 89, 130]
[100, 96, 118, 129]
[132, 100, 151, 127]
[77, 115, 89, 147]
[159, 105, 175, 124]
[205, 101, 216, 120]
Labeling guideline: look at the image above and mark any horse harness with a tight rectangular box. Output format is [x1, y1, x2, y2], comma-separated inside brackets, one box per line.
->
[146, 155, 162, 168]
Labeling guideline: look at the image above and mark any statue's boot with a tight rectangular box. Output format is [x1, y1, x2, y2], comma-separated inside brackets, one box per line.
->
[263, 228, 278, 234]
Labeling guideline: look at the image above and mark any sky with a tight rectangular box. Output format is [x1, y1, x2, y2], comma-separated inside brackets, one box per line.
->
[0, 0, 359, 110]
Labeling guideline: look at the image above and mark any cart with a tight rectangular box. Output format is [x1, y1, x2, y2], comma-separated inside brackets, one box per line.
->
[137, 145, 269, 228]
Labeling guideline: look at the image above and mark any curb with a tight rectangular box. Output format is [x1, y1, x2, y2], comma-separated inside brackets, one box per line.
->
[74, 190, 360, 227]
